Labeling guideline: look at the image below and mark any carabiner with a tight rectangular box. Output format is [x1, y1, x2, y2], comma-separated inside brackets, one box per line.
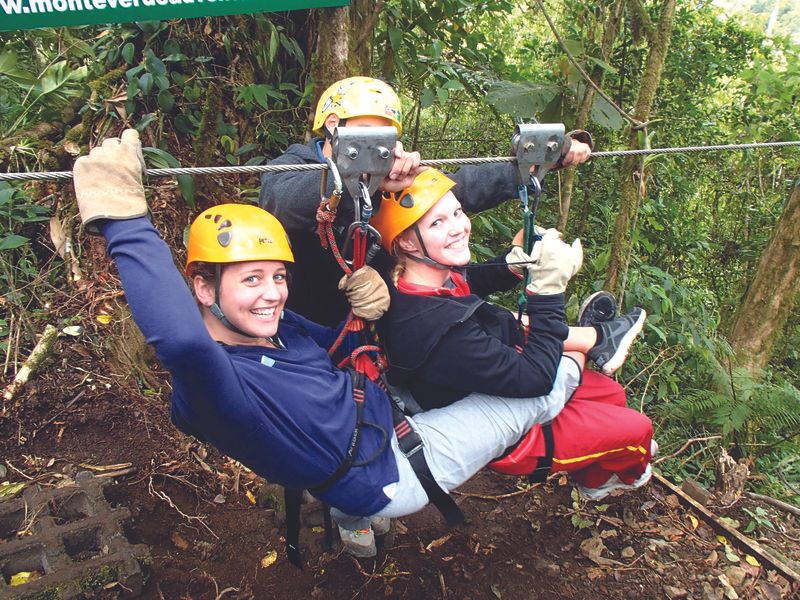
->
[319, 156, 343, 212]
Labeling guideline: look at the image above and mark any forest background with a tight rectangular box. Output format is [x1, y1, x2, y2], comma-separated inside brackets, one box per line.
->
[0, 0, 799, 508]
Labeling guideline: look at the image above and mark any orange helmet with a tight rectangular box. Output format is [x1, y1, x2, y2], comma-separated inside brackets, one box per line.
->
[371, 169, 456, 254]
[185, 204, 294, 274]
[312, 76, 403, 136]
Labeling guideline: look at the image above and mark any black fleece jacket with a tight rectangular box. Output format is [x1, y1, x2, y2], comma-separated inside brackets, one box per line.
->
[382, 254, 570, 409]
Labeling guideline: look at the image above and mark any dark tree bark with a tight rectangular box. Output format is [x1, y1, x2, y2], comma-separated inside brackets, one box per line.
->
[310, 2, 380, 109]
[603, 0, 676, 297]
[560, 0, 624, 232]
[728, 180, 800, 376]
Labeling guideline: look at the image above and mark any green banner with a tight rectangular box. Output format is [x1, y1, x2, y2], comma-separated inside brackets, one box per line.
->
[0, 0, 346, 32]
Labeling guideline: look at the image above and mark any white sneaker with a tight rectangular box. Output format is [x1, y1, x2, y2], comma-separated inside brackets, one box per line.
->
[338, 525, 376, 557]
[577, 464, 653, 501]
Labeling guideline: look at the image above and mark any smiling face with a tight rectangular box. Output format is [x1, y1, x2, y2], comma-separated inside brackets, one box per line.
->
[218, 260, 288, 340]
[398, 190, 472, 267]
[195, 260, 289, 345]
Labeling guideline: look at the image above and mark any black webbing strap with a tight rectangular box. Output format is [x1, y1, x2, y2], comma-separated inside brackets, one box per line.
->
[308, 370, 366, 495]
[527, 421, 554, 484]
[284, 487, 304, 568]
[284, 370, 367, 569]
[391, 405, 465, 525]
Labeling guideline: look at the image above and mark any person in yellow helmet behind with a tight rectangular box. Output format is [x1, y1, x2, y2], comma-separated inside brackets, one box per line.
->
[258, 76, 593, 326]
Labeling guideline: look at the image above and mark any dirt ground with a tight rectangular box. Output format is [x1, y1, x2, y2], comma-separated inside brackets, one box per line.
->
[1, 339, 799, 600]
[1, 201, 798, 599]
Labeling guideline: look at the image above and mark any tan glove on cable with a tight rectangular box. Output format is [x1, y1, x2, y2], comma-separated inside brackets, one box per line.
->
[73, 129, 147, 233]
[525, 229, 583, 295]
[338, 266, 391, 321]
[506, 225, 547, 277]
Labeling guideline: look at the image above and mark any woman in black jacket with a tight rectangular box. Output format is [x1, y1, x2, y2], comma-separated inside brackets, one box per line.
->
[373, 169, 655, 500]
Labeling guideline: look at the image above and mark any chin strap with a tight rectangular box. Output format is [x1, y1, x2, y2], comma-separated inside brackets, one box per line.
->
[401, 224, 452, 271]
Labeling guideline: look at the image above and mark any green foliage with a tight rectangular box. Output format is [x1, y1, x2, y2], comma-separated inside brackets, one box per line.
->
[671, 365, 800, 445]
[742, 506, 774, 534]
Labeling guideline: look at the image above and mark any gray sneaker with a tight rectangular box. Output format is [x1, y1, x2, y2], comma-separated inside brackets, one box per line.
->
[338, 525, 376, 557]
[577, 291, 618, 326]
[587, 308, 646, 375]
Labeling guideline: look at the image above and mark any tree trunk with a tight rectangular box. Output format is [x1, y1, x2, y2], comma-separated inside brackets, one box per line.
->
[603, 0, 676, 296]
[560, 0, 624, 232]
[728, 180, 800, 376]
[310, 2, 379, 108]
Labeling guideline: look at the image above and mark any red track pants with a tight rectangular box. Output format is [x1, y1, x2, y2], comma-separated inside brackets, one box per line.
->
[489, 370, 653, 488]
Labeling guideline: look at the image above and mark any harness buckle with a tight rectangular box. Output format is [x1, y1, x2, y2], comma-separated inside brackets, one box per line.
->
[401, 439, 424, 459]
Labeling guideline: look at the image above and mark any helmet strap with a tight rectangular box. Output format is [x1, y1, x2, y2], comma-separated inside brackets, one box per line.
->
[210, 263, 261, 340]
[404, 224, 451, 271]
[322, 117, 346, 141]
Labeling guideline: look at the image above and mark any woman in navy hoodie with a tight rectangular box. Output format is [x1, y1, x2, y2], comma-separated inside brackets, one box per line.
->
[73, 130, 582, 558]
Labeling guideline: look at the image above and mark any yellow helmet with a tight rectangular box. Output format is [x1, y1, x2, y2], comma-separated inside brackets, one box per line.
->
[185, 204, 294, 274]
[312, 76, 403, 137]
[371, 169, 456, 254]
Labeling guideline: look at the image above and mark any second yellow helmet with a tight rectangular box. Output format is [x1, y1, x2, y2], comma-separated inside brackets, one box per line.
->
[312, 76, 403, 137]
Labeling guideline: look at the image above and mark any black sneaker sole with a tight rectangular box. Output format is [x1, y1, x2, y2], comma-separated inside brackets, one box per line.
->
[577, 291, 617, 327]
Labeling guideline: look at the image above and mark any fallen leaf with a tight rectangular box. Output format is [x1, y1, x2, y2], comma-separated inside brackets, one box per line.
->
[49, 216, 68, 257]
[260, 550, 278, 568]
[213, 494, 226, 504]
[599, 529, 618, 539]
[663, 584, 689, 599]
[10, 571, 39, 586]
[63, 141, 81, 156]
[621, 546, 635, 559]
[586, 567, 606, 580]
[245, 490, 257, 505]
[0, 482, 26, 498]
[688, 514, 699, 530]
[491, 583, 502, 598]
[744, 554, 760, 567]
[706, 550, 719, 566]
[723, 544, 740, 563]
[717, 573, 739, 599]
[425, 533, 452, 551]
[61, 325, 82, 337]
[96, 314, 112, 325]
[171, 531, 189, 551]
[719, 516, 740, 529]
[580, 535, 606, 562]
[758, 581, 783, 600]
[311, 526, 324, 534]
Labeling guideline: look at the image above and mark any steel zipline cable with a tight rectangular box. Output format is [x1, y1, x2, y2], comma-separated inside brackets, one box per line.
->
[1, 140, 798, 182]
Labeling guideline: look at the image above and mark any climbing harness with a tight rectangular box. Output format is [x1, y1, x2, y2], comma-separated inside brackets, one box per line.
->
[4, 140, 798, 182]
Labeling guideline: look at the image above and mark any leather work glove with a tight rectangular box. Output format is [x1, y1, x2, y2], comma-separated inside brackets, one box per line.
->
[338, 266, 391, 321]
[506, 225, 548, 276]
[73, 128, 147, 233]
[525, 229, 583, 295]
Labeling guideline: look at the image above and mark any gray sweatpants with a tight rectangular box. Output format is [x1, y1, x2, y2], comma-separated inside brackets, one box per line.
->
[332, 355, 581, 530]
